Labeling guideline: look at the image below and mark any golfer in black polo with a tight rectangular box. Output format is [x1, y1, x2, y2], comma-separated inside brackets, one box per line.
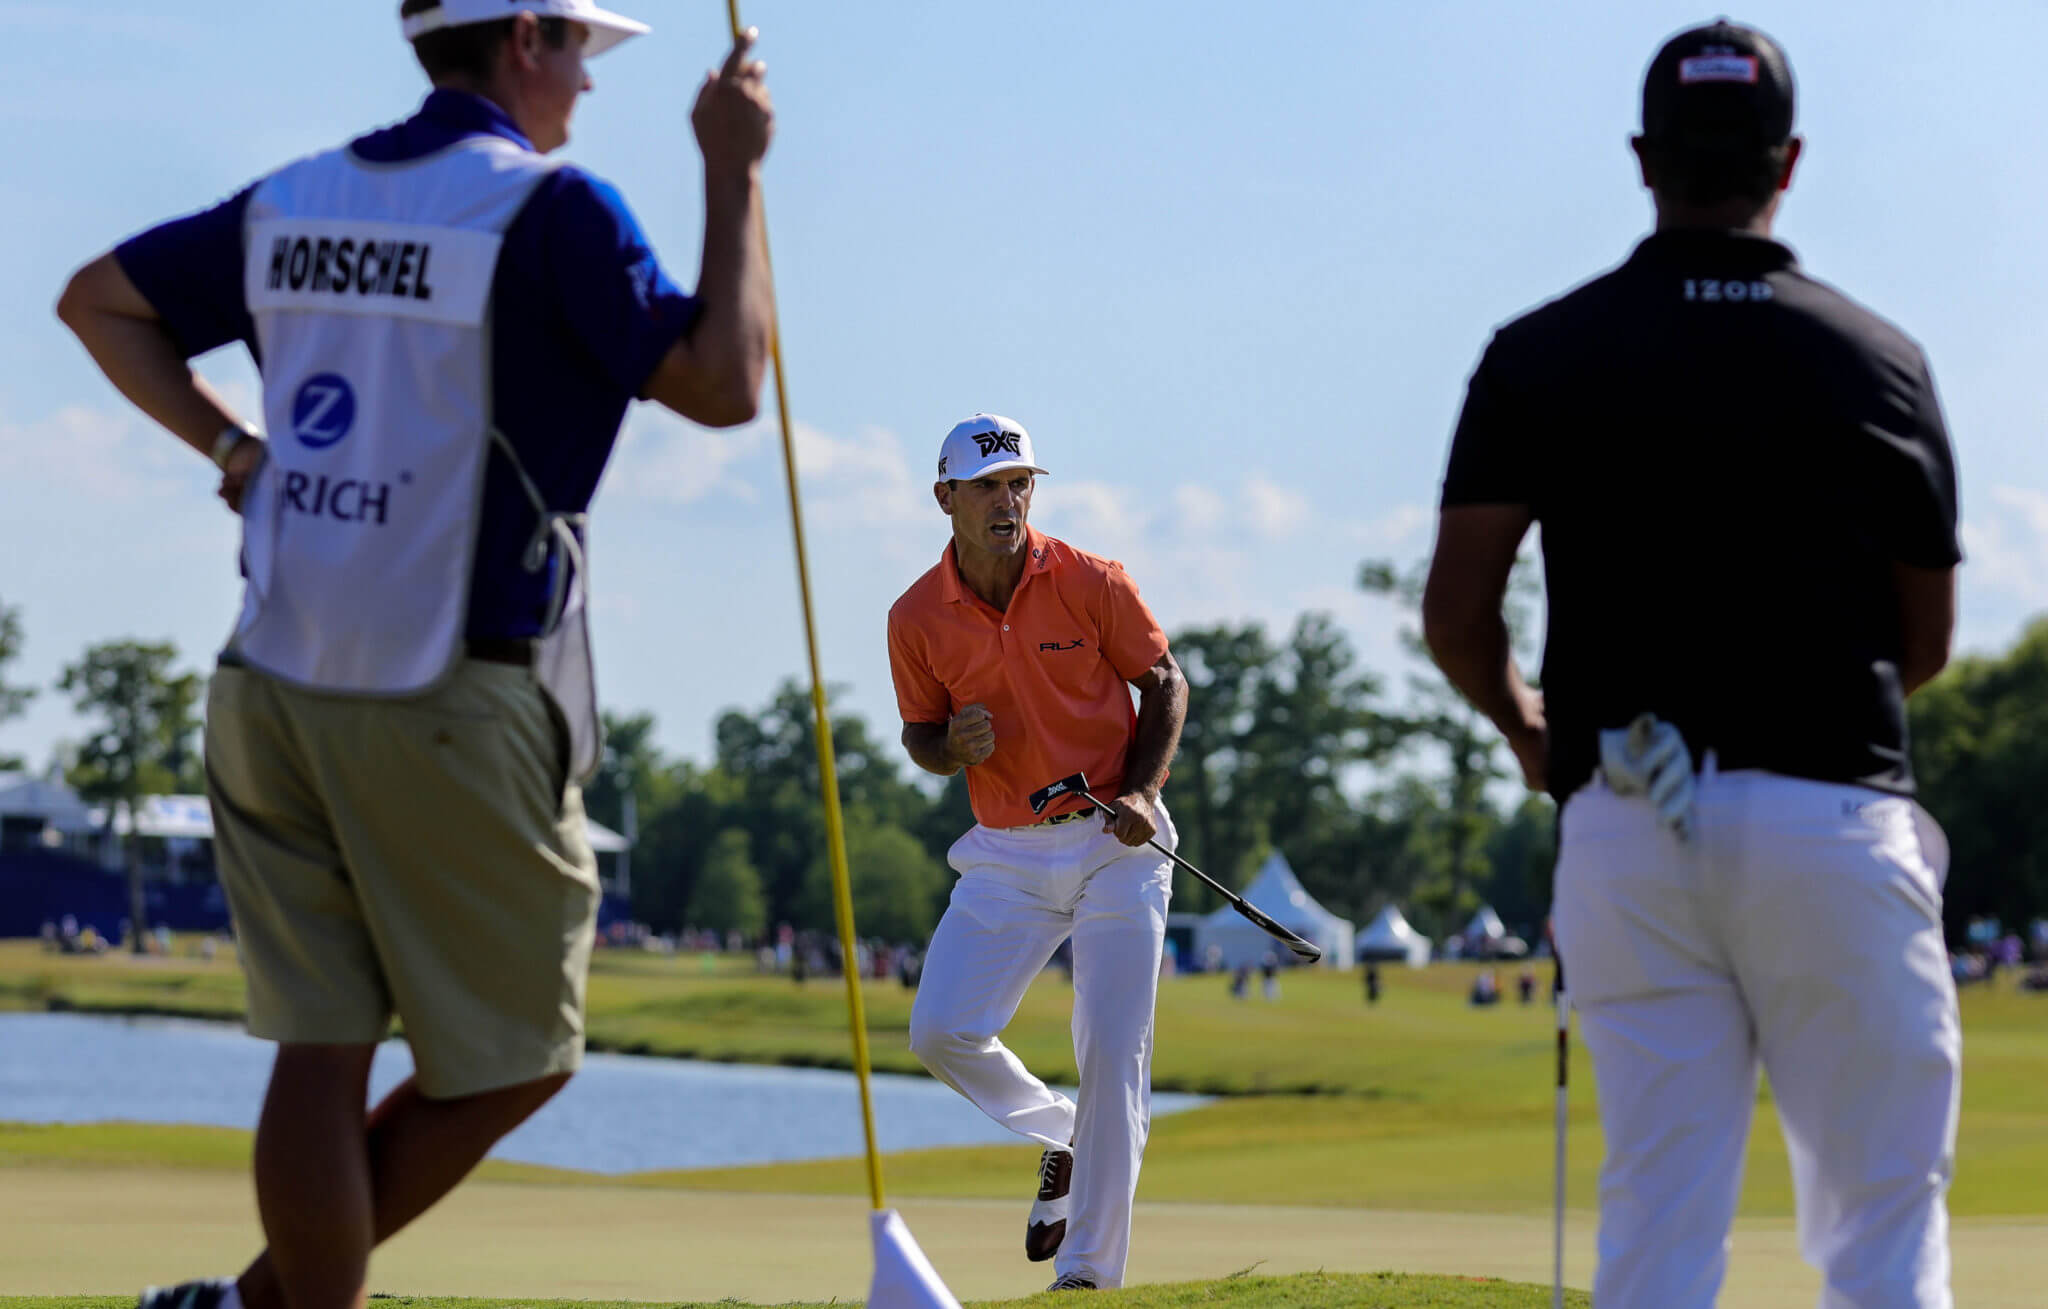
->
[1422, 20, 1962, 1309]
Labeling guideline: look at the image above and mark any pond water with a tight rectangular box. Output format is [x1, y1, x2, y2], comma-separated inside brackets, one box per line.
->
[0, 1012, 1205, 1174]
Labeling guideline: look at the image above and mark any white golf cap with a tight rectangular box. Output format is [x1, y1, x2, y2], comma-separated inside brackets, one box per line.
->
[402, 0, 651, 58]
[936, 413, 1048, 483]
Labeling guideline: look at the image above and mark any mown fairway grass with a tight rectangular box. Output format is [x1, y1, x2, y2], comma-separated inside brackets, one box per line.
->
[4, 939, 2046, 1220]
[3, 1276, 1591, 1307]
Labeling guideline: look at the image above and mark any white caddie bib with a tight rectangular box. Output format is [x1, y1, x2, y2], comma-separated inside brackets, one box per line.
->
[233, 134, 604, 779]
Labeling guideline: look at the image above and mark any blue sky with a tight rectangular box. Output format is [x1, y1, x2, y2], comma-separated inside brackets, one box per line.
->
[6, 1, 2046, 773]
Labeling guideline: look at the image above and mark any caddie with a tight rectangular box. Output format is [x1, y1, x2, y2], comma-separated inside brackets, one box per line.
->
[888, 413, 1189, 1293]
[1421, 19, 1963, 1308]
[56, 4, 773, 1307]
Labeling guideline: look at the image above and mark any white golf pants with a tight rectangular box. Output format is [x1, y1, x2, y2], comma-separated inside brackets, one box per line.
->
[908, 806, 1176, 1289]
[1553, 764, 1960, 1309]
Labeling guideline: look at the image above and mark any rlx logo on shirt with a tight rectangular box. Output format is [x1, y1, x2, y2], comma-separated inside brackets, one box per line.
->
[1039, 639, 1085, 653]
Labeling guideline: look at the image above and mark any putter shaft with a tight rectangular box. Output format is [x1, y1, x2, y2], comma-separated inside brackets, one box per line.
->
[1072, 786, 1321, 961]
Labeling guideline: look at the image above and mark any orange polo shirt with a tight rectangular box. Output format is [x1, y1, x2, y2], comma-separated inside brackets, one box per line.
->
[887, 529, 1170, 829]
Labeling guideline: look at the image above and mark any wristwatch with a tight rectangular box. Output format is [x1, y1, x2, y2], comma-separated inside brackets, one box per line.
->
[211, 422, 261, 471]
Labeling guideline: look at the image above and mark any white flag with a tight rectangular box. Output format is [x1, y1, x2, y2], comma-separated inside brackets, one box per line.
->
[868, 1208, 963, 1309]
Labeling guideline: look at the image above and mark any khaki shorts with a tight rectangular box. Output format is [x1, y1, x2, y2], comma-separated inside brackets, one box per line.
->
[206, 658, 600, 1099]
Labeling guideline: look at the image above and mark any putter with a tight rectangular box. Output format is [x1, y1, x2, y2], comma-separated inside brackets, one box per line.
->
[1552, 951, 1569, 1309]
[1027, 773, 1323, 962]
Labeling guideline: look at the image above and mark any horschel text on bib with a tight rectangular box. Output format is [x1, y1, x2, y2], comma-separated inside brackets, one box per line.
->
[247, 218, 499, 327]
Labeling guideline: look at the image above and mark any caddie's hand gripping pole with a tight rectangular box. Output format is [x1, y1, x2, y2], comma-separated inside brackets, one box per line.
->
[724, 0, 886, 1214]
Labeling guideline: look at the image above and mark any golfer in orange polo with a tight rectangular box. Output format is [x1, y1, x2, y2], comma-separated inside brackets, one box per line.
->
[888, 412, 1188, 1294]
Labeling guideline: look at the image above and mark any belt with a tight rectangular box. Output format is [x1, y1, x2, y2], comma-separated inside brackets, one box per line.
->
[466, 637, 537, 667]
[1037, 809, 1089, 827]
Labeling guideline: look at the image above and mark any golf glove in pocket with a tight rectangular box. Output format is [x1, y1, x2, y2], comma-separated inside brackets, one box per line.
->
[1599, 714, 1696, 842]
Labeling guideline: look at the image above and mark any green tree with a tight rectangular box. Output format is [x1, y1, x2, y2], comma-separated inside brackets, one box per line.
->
[688, 827, 768, 939]
[802, 814, 949, 944]
[58, 641, 204, 950]
[1170, 623, 1278, 909]
[1351, 776, 1458, 936]
[583, 709, 666, 834]
[911, 771, 975, 864]
[629, 762, 741, 933]
[1480, 794, 1559, 937]
[0, 601, 33, 772]
[1909, 618, 2048, 942]
[715, 680, 933, 928]
[1166, 616, 1387, 915]
[1239, 613, 1388, 876]
[1359, 553, 1545, 924]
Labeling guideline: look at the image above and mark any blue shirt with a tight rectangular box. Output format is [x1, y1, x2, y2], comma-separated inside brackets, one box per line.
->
[115, 90, 701, 640]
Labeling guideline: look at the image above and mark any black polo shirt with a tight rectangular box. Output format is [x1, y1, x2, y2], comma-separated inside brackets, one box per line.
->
[1441, 229, 1961, 802]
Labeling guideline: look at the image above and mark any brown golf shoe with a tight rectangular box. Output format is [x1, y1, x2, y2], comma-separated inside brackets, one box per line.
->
[1025, 1145, 1073, 1262]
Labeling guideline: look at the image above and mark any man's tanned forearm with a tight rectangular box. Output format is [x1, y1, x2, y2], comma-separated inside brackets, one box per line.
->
[902, 721, 961, 777]
[57, 254, 249, 458]
[1121, 654, 1187, 798]
[1423, 604, 1539, 739]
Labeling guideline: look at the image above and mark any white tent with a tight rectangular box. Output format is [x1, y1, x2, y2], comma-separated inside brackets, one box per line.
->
[585, 819, 631, 853]
[1464, 905, 1506, 943]
[1194, 852, 1354, 969]
[1355, 903, 1432, 967]
[0, 771, 98, 835]
[1460, 903, 1529, 959]
[13, 779, 632, 855]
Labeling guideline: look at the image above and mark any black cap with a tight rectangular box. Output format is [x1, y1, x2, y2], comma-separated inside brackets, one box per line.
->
[1641, 18, 1795, 153]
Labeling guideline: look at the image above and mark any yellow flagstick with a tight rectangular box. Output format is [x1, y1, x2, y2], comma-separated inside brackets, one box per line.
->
[723, 0, 887, 1214]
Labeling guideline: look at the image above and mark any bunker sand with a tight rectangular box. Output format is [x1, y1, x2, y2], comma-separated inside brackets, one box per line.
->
[4, 1167, 2039, 1306]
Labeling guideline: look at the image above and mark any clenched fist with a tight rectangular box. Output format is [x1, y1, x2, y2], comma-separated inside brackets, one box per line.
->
[945, 703, 996, 768]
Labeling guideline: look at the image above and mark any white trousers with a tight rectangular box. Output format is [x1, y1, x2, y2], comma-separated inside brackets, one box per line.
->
[1553, 765, 1961, 1309]
[908, 806, 1176, 1289]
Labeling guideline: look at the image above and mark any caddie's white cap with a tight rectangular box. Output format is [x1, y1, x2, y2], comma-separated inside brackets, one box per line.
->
[936, 413, 1048, 482]
[402, 0, 651, 58]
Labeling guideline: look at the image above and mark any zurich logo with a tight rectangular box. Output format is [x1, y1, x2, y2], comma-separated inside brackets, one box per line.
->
[291, 373, 356, 449]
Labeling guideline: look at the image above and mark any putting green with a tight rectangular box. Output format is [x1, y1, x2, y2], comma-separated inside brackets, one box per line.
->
[3, 1165, 2040, 1306]
[6, 1275, 1588, 1309]
[6, 943, 2043, 1304]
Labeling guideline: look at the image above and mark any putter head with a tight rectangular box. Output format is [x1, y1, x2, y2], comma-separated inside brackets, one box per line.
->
[1236, 900, 1323, 962]
[1028, 772, 1093, 816]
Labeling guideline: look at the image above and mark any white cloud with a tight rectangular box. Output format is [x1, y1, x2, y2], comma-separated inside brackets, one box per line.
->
[1173, 484, 1227, 533]
[794, 424, 930, 531]
[1244, 477, 1311, 540]
[1035, 479, 1154, 560]
[598, 405, 766, 507]
[1349, 501, 1434, 552]
[0, 401, 204, 503]
[1961, 486, 2048, 613]
[602, 411, 936, 538]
